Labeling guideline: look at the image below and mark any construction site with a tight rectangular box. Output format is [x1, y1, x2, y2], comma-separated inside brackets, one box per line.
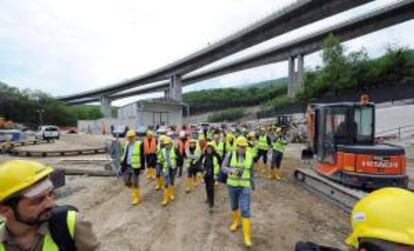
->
[1, 1, 414, 250]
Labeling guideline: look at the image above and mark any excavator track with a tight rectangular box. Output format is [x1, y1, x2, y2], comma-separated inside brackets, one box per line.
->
[294, 167, 367, 214]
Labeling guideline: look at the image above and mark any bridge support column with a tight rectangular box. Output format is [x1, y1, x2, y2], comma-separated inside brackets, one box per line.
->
[100, 94, 112, 118]
[288, 54, 304, 98]
[169, 74, 182, 102]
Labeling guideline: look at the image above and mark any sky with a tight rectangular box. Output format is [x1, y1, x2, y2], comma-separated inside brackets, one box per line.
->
[0, 0, 413, 106]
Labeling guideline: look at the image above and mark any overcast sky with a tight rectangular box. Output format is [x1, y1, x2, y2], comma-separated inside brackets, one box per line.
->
[0, 0, 413, 106]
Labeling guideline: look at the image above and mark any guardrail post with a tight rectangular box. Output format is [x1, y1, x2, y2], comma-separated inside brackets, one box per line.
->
[398, 127, 401, 140]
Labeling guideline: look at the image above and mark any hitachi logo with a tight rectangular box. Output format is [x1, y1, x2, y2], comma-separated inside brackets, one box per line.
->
[362, 161, 398, 168]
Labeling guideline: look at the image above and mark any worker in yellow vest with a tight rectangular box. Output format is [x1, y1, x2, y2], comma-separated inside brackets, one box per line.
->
[211, 132, 225, 163]
[184, 139, 201, 193]
[255, 127, 271, 172]
[270, 128, 286, 180]
[222, 136, 254, 248]
[155, 135, 166, 191]
[0, 160, 99, 251]
[159, 137, 179, 207]
[225, 133, 235, 154]
[120, 130, 145, 205]
[195, 134, 207, 186]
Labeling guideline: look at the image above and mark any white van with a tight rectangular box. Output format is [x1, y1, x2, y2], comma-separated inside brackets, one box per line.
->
[36, 125, 60, 140]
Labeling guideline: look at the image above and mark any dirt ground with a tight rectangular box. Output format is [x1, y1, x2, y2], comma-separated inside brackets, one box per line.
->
[41, 136, 349, 251]
[0, 135, 351, 250]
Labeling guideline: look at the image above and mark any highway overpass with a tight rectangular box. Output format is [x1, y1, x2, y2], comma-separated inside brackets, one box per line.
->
[67, 0, 414, 106]
[58, 0, 374, 115]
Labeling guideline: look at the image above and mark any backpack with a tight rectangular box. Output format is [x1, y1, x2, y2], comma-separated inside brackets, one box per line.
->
[48, 205, 79, 251]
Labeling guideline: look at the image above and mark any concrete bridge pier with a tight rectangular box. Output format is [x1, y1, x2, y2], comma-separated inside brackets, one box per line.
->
[100, 94, 112, 118]
[288, 54, 304, 98]
[169, 74, 182, 102]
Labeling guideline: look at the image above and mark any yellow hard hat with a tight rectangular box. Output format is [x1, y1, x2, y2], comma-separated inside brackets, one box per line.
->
[207, 142, 216, 150]
[247, 131, 255, 139]
[235, 136, 249, 147]
[346, 188, 414, 248]
[126, 130, 136, 138]
[0, 160, 54, 202]
[226, 133, 234, 141]
[162, 136, 173, 145]
[189, 138, 197, 144]
[146, 130, 154, 137]
[198, 134, 206, 141]
[260, 127, 266, 131]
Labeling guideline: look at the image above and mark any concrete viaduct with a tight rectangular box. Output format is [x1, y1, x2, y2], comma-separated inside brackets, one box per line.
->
[57, 0, 414, 117]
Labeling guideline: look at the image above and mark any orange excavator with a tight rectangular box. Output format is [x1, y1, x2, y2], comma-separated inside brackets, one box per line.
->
[299, 95, 408, 191]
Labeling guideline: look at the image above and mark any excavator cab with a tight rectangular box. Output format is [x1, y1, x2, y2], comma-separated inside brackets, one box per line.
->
[307, 102, 408, 190]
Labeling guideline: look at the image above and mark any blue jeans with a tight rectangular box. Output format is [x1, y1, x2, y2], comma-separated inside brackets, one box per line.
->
[163, 167, 177, 187]
[227, 186, 251, 218]
[156, 163, 163, 177]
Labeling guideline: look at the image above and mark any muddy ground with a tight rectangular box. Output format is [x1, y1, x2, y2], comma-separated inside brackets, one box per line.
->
[1, 135, 351, 250]
[32, 135, 349, 251]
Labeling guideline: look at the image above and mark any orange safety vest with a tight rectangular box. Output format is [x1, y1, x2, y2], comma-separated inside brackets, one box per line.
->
[144, 137, 157, 155]
[177, 139, 190, 156]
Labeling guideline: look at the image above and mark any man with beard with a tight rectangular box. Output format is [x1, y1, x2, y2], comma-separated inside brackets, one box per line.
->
[0, 160, 98, 251]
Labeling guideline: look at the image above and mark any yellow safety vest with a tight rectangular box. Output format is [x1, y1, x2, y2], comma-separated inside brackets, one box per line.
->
[227, 152, 253, 188]
[256, 135, 269, 150]
[211, 141, 225, 158]
[0, 211, 76, 251]
[121, 141, 142, 169]
[272, 138, 285, 153]
[202, 155, 220, 177]
[161, 147, 177, 172]
[225, 140, 235, 153]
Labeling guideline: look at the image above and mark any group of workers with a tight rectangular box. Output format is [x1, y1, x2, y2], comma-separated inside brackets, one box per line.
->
[114, 124, 288, 247]
[0, 124, 413, 250]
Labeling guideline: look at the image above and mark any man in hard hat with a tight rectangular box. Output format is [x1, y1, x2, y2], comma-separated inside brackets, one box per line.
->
[225, 133, 235, 154]
[255, 127, 271, 172]
[159, 137, 179, 207]
[195, 134, 207, 186]
[211, 132, 225, 163]
[295, 187, 414, 251]
[199, 142, 220, 212]
[143, 130, 157, 181]
[184, 139, 201, 193]
[0, 160, 99, 250]
[222, 136, 255, 248]
[154, 134, 167, 191]
[120, 130, 145, 205]
[176, 130, 189, 178]
[269, 127, 286, 181]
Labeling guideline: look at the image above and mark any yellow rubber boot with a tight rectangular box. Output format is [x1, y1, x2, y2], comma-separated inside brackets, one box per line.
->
[146, 168, 152, 180]
[229, 210, 241, 232]
[162, 187, 170, 206]
[242, 218, 252, 247]
[155, 177, 162, 191]
[268, 169, 273, 179]
[193, 176, 198, 187]
[185, 178, 192, 193]
[151, 168, 156, 180]
[131, 188, 140, 205]
[275, 169, 281, 180]
[170, 186, 175, 201]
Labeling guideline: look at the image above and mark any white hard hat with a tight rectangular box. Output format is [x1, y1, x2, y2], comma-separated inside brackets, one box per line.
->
[179, 130, 186, 138]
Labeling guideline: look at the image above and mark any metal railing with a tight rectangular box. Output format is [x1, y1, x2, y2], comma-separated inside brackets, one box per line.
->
[376, 123, 414, 140]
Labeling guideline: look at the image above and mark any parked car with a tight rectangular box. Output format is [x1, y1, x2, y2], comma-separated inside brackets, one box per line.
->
[36, 126, 60, 140]
[112, 125, 128, 138]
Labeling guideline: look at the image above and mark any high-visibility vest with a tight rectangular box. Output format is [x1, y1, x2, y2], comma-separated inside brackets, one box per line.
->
[256, 135, 269, 150]
[211, 141, 225, 158]
[0, 211, 77, 251]
[272, 138, 285, 153]
[203, 155, 220, 177]
[161, 147, 177, 172]
[196, 141, 206, 155]
[143, 137, 157, 155]
[227, 152, 253, 188]
[185, 148, 201, 168]
[121, 141, 142, 169]
[225, 140, 235, 153]
[247, 141, 257, 158]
